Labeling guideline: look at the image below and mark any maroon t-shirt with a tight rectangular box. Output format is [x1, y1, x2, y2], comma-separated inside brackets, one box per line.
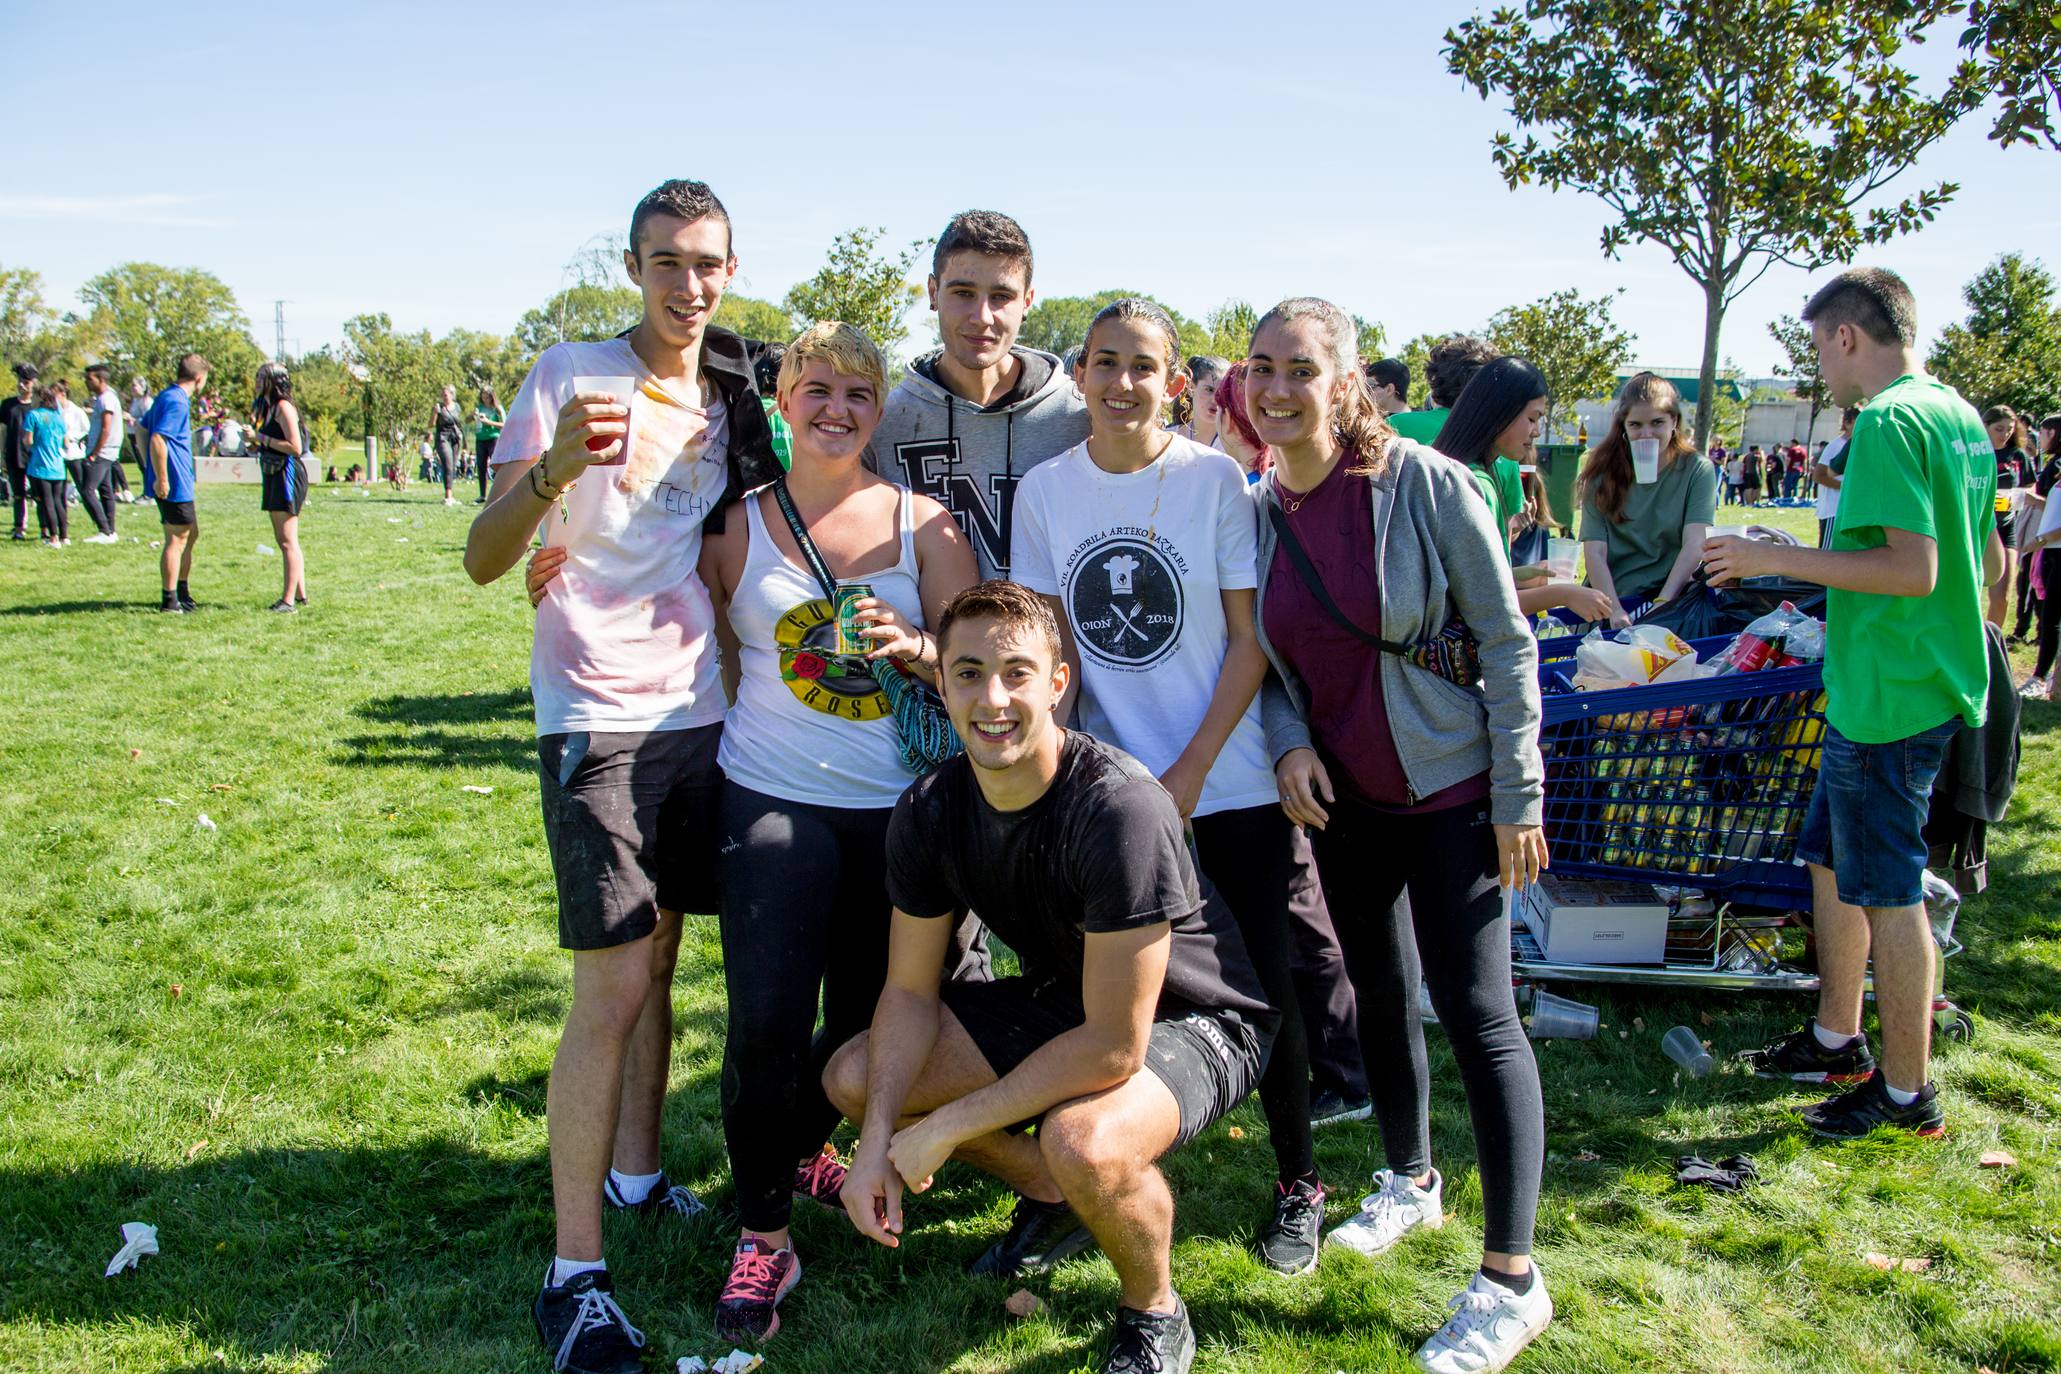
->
[1264, 461, 1488, 812]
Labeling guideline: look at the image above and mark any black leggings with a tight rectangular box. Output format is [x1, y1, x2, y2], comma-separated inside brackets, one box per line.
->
[2013, 546, 2036, 639]
[5, 457, 26, 532]
[1283, 824, 1366, 1100]
[29, 476, 67, 541]
[717, 782, 894, 1234]
[1192, 805, 1315, 1182]
[1308, 794, 1543, 1255]
[80, 459, 117, 535]
[476, 436, 496, 499]
[2036, 549, 2061, 679]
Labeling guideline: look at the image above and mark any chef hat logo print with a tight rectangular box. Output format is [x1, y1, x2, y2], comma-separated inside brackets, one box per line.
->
[1069, 536, 1183, 669]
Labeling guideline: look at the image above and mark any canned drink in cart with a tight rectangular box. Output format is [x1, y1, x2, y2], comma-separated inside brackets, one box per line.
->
[834, 583, 874, 657]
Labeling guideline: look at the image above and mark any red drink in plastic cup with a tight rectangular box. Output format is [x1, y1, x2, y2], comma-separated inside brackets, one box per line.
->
[572, 376, 636, 466]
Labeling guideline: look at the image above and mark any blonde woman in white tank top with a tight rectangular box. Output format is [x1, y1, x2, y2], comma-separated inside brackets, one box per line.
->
[697, 324, 975, 1343]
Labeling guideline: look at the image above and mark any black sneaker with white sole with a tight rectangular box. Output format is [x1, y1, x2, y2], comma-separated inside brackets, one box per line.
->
[533, 1267, 645, 1374]
[602, 1171, 708, 1220]
[1104, 1297, 1196, 1374]
[967, 1194, 1096, 1278]
[1310, 1089, 1373, 1128]
[1738, 1019, 1876, 1084]
[1802, 1074, 1946, 1139]
[1257, 1177, 1325, 1275]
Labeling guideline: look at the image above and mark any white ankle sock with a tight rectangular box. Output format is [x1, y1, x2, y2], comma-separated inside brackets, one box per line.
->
[552, 1256, 607, 1287]
[1881, 1081, 1920, 1107]
[609, 1168, 664, 1205]
[1813, 1020, 1859, 1051]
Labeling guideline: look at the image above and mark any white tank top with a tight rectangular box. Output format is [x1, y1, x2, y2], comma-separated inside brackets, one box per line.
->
[718, 486, 925, 809]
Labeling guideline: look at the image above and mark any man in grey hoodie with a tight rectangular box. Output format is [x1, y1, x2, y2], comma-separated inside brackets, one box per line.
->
[866, 210, 1089, 581]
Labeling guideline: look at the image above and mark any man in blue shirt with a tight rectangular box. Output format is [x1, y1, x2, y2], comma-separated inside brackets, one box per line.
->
[142, 352, 209, 613]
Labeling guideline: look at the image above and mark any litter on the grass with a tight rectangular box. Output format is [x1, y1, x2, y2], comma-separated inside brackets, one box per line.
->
[104, 1221, 158, 1277]
[1979, 1150, 2017, 1169]
[1004, 1289, 1043, 1318]
[681, 1353, 763, 1374]
[1863, 1252, 1932, 1273]
[195, 814, 217, 832]
[257, 543, 275, 555]
[156, 797, 175, 805]
[461, 785, 494, 795]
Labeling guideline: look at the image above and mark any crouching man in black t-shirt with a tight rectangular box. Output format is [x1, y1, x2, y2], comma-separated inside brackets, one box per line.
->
[823, 580, 1276, 1374]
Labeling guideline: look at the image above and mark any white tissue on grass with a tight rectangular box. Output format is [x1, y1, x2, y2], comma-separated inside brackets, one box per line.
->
[461, 785, 494, 795]
[677, 1361, 706, 1374]
[257, 543, 275, 555]
[104, 1221, 158, 1276]
[387, 517, 402, 523]
[679, 1353, 764, 1373]
[156, 797, 176, 805]
[195, 813, 217, 832]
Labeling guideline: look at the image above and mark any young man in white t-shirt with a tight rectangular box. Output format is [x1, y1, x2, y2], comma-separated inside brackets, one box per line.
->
[81, 364, 124, 540]
[464, 178, 782, 1374]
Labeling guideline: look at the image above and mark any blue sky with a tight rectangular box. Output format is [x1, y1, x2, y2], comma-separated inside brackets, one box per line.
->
[4, 1, 2049, 375]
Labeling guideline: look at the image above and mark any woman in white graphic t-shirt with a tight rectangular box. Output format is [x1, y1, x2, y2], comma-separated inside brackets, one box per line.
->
[1014, 298, 1331, 1276]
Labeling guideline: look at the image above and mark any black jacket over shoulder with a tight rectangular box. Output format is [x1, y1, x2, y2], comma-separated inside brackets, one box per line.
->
[620, 324, 782, 534]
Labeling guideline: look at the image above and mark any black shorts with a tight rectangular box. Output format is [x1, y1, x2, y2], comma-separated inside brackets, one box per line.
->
[537, 724, 724, 949]
[156, 498, 196, 526]
[940, 974, 1269, 1150]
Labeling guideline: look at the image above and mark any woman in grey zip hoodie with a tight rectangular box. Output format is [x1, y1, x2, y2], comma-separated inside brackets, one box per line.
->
[1245, 298, 1555, 1371]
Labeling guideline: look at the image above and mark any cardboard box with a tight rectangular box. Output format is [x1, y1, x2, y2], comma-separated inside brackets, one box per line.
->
[1520, 875, 1669, 965]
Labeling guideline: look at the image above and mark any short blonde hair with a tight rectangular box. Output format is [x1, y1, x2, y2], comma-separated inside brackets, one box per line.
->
[777, 321, 887, 404]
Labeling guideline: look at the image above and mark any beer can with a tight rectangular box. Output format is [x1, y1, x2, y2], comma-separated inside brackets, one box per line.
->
[834, 583, 874, 657]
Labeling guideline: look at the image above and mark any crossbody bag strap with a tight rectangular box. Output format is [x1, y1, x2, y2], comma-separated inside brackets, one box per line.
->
[770, 477, 843, 604]
[1265, 497, 1415, 657]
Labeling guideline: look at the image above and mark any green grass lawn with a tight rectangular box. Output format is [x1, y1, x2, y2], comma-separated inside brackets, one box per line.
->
[2, 480, 2056, 1373]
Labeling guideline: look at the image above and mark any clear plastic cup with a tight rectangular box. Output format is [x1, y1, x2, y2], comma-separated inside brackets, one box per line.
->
[1662, 1025, 1714, 1077]
[1546, 537, 1580, 582]
[1526, 990, 1599, 1041]
[1631, 437, 1662, 484]
[570, 375, 637, 466]
[1708, 524, 1748, 542]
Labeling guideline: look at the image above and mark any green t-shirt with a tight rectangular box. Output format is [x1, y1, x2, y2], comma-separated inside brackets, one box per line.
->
[1824, 373, 1994, 743]
[1393, 407, 1524, 559]
[763, 398, 793, 471]
[1386, 407, 1446, 445]
[474, 405, 504, 442]
[1579, 450, 1717, 600]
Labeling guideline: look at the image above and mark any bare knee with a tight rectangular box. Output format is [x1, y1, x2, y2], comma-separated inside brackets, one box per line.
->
[569, 942, 657, 1041]
[1039, 1102, 1135, 1196]
[822, 1032, 871, 1120]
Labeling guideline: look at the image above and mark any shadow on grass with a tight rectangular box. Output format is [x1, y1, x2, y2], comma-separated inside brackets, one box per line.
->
[0, 598, 154, 617]
[333, 688, 535, 774]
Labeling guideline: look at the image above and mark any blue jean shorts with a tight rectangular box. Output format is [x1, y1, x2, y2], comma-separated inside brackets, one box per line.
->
[1794, 718, 1957, 909]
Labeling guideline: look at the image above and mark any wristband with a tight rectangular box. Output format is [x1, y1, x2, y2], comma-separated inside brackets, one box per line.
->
[528, 463, 561, 501]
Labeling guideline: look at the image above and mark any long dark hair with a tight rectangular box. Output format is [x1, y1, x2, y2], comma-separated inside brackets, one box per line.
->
[1431, 357, 1548, 468]
[1578, 372, 1699, 524]
[1983, 403, 2030, 454]
[2042, 415, 2061, 458]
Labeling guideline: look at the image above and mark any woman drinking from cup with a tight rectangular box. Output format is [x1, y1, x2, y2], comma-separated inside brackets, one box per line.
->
[1575, 372, 1717, 622]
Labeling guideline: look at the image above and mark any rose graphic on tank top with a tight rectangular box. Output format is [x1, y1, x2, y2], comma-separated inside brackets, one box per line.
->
[1066, 533, 1185, 669]
[774, 597, 892, 721]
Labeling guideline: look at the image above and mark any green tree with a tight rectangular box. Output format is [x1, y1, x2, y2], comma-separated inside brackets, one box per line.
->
[286, 347, 365, 442]
[715, 292, 797, 346]
[1447, 0, 1984, 448]
[1205, 301, 1259, 362]
[1960, 0, 2061, 150]
[75, 262, 267, 409]
[783, 227, 927, 355]
[1927, 253, 2061, 418]
[1397, 332, 1442, 411]
[511, 283, 644, 359]
[1351, 314, 1388, 359]
[0, 267, 51, 363]
[344, 313, 450, 450]
[1485, 288, 1634, 442]
[1767, 311, 1830, 439]
[1699, 360, 1752, 450]
[1018, 290, 1210, 363]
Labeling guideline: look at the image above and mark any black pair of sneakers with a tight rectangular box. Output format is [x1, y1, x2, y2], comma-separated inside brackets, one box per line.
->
[159, 591, 198, 614]
[534, 1174, 707, 1374]
[1740, 1019, 1945, 1138]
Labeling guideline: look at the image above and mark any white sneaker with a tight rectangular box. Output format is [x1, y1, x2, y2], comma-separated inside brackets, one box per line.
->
[88, 532, 119, 544]
[1325, 1168, 1443, 1256]
[1414, 1266, 1553, 1374]
[2021, 676, 2050, 700]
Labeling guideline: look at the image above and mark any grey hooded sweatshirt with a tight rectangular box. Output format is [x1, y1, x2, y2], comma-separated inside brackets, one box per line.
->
[866, 345, 1089, 581]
